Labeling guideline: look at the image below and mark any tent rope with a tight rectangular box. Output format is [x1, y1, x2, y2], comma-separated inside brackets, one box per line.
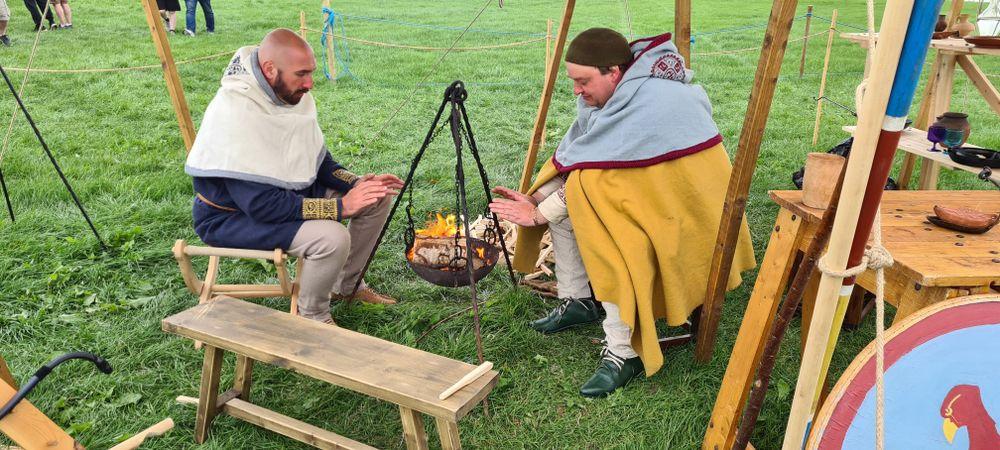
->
[362, 0, 496, 149]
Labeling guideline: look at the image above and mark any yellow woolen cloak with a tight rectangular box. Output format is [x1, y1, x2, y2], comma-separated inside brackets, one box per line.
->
[513, 143, 756, 376]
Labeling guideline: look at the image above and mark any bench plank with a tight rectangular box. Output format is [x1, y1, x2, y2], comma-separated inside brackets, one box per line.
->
[162, 297, 498, 422]
[224, 398, 377, 450]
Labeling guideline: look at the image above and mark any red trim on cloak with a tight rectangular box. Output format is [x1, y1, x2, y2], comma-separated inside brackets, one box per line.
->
[626, 32, 674, 72]
[552, 134, 722, 172]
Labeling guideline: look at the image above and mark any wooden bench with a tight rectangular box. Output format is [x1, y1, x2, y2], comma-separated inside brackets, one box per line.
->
[162, 297, 498, 449]
[173, 239, 303, 315]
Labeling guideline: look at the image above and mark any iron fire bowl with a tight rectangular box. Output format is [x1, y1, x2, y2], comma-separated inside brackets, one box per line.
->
[407, 237, 500, 287]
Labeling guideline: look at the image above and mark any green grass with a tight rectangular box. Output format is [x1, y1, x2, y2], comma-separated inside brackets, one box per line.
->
[0, 1, 995, 448]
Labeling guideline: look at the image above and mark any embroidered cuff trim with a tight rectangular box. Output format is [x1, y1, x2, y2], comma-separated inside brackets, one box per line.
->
[332, 168, 360, 186]
[302, 198, 342, 221]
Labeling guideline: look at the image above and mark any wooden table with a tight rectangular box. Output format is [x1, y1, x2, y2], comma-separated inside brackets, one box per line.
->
[770, 190, 1000, 332]
[842, 125, 1000, 189]
[841, 31, 1000, 190]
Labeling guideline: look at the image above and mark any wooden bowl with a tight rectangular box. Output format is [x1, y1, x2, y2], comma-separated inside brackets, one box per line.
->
[932, 30, 958, 40]
[926, 215, 999, 234]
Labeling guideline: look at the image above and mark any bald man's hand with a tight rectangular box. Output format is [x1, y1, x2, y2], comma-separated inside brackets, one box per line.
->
[341, 178, 398, 218]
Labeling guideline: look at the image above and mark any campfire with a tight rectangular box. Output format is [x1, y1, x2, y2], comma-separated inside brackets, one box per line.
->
[405, 212, 500, 287]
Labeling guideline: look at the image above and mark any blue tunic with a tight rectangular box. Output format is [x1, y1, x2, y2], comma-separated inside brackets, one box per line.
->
[192, 152, 356, 250]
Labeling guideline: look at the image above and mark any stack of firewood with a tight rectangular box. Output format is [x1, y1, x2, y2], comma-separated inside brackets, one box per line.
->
[469, 215, 558, 297]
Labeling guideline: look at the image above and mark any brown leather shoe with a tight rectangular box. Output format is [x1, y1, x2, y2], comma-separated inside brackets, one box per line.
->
[331, 288, 397, 305]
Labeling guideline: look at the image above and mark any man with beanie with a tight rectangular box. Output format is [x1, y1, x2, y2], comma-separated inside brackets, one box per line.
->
[490, 28, 755, 397]
[185, 29, 403, 325]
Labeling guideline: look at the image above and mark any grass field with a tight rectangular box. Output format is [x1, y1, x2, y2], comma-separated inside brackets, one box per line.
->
[0, 0, 995, 448]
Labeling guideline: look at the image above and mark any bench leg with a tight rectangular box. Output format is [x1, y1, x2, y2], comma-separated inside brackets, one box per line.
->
[195, 345, 224, 444]
[435, 417, 461, 450]
[399, 406, 428, 450]
[234, 355, 254, 401]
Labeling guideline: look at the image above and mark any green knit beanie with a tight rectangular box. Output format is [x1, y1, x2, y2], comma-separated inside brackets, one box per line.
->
[565, 28, 633, 67]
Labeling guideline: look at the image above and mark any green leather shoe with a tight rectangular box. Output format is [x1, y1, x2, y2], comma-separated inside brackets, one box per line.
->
[579, 348, 644, 398]
[530, 297, 601, 334]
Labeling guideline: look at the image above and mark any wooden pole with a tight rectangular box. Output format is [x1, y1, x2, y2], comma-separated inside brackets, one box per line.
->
[811, 9, 837, 146]
[693, 0, 801, 364]
[675, 0, 692, 67]
[300, 11, 307, 39]
[798, 5, 814, 78]
[517, 0, 575, 193]
[733, 168, 846, 450]
[323, 0, 337, 81]
[782, 0, 923, 446]
[141, 0, 196, 153]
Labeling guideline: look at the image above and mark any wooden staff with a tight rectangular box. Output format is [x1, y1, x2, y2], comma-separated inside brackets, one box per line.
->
[141, 0, 196, 153]
[733, 167, 846, 450]
[798, 5, 814, 78]
[811, 9, 837, 146]
[439, 362, 493, 400]
[517, 0, 575, 193]
[783, 1, 939, 446]
[694, 0, 801, 364]
[108, 418, 174, 450]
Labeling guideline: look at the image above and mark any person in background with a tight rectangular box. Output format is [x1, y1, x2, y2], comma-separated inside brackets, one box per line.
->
[157, 0, 180, 33]
[0, 0, 10, 46]
[183, 0, 213, 36]
[22, 0, 53, 31]
[49, 0, 69, 29]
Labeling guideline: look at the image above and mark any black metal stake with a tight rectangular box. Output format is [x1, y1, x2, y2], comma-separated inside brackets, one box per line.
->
[457, 101, 516, 286]
[450, 96, 485, 366]
[0, 166, 13, 222]
[0, 63, 106, 249]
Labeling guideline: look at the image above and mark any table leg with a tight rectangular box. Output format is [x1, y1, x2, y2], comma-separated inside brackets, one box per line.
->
[892, 284, 950, 325]
[920, 52, 957, 190]
[399, 406, 428, 450]
[195, 345, 224, 444]
[842, 286, 872, 329]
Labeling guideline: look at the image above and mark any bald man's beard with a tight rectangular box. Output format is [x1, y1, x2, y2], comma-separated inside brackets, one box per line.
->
[272, 70, 310, 105]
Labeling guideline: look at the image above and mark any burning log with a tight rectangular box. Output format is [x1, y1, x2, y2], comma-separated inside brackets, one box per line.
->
[410, 236, 491, 270]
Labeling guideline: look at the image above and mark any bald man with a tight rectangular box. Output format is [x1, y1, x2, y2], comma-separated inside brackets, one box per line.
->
[185, 29, 404, 324]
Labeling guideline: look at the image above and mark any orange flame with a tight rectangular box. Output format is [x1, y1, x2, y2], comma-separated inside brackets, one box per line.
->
[416, 213, 461, 238]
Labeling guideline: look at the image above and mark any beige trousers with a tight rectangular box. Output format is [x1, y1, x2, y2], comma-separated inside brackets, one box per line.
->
[540, 179, 638, 359]
[287, 189, 392, 322]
